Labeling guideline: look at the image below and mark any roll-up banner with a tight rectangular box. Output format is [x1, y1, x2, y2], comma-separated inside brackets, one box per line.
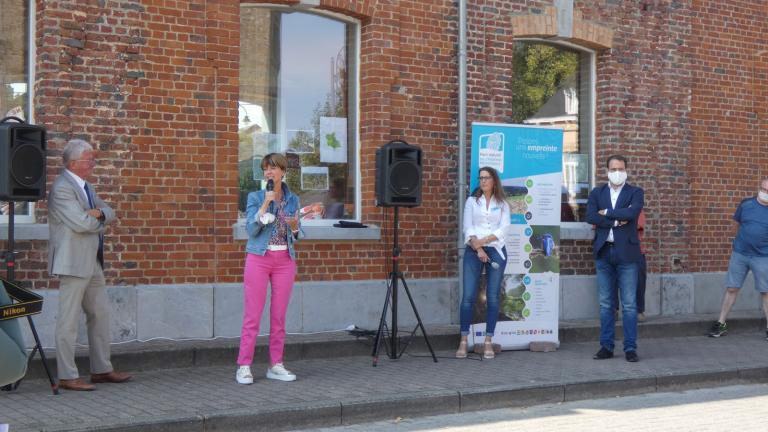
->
[469, 123, 563, 350]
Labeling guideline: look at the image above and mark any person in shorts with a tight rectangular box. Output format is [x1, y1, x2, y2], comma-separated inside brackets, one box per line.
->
[708, 178, 768, 340]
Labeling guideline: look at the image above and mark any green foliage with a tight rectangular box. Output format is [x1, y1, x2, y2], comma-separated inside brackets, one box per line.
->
[325, 132, 341, 149]
[511, 43, 579, 123]
[239, 167, 260, 213]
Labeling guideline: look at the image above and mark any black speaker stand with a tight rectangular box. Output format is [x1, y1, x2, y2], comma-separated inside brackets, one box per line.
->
[1, 201, 59, 395]
[372, 206, 437, 366]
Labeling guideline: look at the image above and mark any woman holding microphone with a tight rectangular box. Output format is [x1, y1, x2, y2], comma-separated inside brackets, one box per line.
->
[456, 166, 510, 359]
[236, 153, 301, 384]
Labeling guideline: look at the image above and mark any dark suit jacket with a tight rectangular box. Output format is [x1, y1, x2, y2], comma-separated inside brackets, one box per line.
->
[586, 182, 644, 263]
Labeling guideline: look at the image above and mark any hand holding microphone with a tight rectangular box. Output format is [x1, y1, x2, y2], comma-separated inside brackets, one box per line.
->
[258, 179, 277, 223]
[475, 246, 500, 269]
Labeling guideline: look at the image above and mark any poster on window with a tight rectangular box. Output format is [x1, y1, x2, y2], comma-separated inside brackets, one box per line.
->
[319, 117, 347, 163]
[300, 166, 329, 191]
[286, 129, 315, 154]
[469, 123, 563, 351]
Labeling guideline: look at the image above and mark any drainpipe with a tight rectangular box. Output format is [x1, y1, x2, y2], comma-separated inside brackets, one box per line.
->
[457, 0, 467, 313]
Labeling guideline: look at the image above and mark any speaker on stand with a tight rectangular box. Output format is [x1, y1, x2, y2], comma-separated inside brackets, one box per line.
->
[372, 140, 436, 365]
[0, 116, 46, 201]
[375, 140, 422, 207]
[0, 116, 57, 394]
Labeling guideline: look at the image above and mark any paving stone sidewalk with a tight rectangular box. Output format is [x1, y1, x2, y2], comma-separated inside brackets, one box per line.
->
[2, 331, 768, 432]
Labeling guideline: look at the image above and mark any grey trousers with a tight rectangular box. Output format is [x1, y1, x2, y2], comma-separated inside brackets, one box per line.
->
[55, 266, 113, 380]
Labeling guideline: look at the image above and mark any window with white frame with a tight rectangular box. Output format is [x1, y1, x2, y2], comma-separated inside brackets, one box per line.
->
[1, 0, 35, 223]
[511, 41, 594, 223]
[238, 5, 358, 223]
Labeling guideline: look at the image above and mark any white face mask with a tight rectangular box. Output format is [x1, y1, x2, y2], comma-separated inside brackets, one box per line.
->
[607, 170, 627, 186]
[758, 191, 768, 203]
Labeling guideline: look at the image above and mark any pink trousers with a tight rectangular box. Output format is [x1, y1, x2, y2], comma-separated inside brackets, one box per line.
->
[237, 250, 296, 366]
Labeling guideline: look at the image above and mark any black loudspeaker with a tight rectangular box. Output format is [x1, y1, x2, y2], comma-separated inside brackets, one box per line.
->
[0, 119, 47, 201]
[375, 140, 422, 207]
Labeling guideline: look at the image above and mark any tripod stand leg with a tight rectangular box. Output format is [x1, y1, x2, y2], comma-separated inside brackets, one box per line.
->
[371, 275, 395, 366]
[399, 276, 438, 363]
[17, 315, 59, 395]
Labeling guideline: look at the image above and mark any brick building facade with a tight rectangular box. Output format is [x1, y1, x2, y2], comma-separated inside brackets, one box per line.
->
[1, 0, 766, 342]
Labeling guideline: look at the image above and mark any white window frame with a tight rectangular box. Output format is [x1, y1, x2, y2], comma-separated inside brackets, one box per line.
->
[1, 0, 36, 225]
[516, 38, 596, 240]
[238, 4, 362, 227]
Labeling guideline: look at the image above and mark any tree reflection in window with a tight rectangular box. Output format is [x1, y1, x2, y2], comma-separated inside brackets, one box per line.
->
[512, 42, 591, 222]
[239, 7, 357, 222]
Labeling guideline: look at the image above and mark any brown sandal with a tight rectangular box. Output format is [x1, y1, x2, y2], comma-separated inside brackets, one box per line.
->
[455, 340, 468, 358]
[483, 341, 495, 359]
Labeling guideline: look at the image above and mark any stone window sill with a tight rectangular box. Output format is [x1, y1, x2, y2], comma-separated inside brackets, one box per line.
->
[232, 222, 381, 241]
[560, 222, 594, 240]
[1, 222, 587, 242]
[0, 224, 49, 240]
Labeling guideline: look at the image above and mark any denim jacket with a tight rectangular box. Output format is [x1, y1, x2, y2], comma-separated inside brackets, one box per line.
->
[245, 183, 302, 259]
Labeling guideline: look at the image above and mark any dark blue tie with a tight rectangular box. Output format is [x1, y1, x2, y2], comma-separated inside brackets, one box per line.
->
[84, 183, 104, 267]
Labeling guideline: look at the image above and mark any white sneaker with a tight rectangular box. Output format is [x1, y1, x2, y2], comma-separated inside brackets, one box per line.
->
[236, 365, 253, 384]
[266, 363, 296, 382]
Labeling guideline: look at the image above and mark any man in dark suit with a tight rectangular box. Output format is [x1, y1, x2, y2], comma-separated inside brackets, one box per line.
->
[586, 155, 644, 362]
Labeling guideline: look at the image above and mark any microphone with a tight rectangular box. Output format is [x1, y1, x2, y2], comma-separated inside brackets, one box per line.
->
[265, 179, 276, 213]
[489, 261, 500, 270]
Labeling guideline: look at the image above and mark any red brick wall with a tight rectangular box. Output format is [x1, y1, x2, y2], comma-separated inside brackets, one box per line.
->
[4, 0, 766, 289]
[687, 0, 768, 272]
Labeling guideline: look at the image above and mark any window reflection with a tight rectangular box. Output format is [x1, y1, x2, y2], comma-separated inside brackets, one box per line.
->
[512, 42, 591, 222]
[239, 7, 357, 222]
[1, 0, 34, 223]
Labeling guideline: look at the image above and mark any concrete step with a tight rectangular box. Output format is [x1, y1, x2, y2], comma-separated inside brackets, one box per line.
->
[21, 310, 765, 380]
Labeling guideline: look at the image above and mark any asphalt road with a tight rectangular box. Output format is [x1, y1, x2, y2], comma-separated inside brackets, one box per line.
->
[306, 383, 768, 432]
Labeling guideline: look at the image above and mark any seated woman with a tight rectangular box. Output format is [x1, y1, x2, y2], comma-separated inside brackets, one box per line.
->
[0, 283, 28, 386]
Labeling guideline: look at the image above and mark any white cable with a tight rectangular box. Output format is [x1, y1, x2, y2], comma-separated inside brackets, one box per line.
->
[35, 327, 354, 350]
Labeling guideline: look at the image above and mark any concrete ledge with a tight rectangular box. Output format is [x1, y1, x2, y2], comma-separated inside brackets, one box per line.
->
[24, 311, 768, 381]
[19, 272, 763, 351]
[42, 414, 205, 432]
[564, 377, 657, 401]
[558, 310, 766, 344]
[656, 370, 742, 391]
[137, 284, 214, 340]
[459, 384, 564, 411]
[341, 391, 460, 424]
[205, 402, 342, 432]
[737, 367, 768, 383]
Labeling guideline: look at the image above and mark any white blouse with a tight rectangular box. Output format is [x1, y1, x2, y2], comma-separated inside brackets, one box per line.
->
[463, 195, 510, 260]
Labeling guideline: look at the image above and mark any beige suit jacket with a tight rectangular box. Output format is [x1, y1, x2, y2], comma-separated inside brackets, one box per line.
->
[47, 171, 116, 278]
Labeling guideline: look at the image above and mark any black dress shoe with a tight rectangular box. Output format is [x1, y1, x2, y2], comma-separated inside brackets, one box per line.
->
[593, 347, 613, 360]
[625, 351, 639, 362]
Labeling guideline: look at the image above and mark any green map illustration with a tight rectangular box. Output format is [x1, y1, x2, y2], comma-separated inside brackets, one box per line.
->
[325, 132, 341, 149]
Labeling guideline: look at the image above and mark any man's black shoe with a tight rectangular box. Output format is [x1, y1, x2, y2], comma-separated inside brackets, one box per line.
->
[625, 351, 639, 362]
[593, 347, 613, 360]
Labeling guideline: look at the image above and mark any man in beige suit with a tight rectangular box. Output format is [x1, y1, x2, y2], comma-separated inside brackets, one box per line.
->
[48, 139, 131, 391]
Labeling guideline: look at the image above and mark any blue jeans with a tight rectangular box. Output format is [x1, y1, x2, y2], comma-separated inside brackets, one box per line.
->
[611, 253, 646, 313]
[460, 247, 507, 336]
[596, 244, 638, 352]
